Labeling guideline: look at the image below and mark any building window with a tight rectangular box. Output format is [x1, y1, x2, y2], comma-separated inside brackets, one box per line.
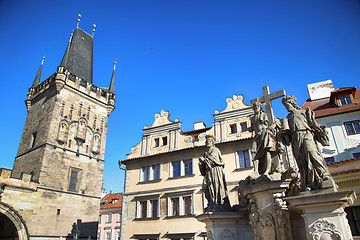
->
[116, 231, 120, 240]
[151, 199, 158, 218]
[344, 121, 360, 135]
[184, 159, 193, 176]
[68, 169, 80, 192]
[325, 157, 335, 164]
[99, 215, 101, 223]
[136, 196, 159, 219]
[167, 193, 194, 217]
[142, 166, 150, 181]
[170, 159, 193, 178]
[30, 132, 37, 148]
[153, 164, 160, 180]
[184, 196, 192, 215]
[140, 200, 147, 218]
[117, 212, 121, 222]
[171, 198, 180, 216]
[337, 94, 353, 106]
[162, 136, 168, 146]
[154, 138, 160, 147]
[141, 164, 161, 182]
[345, 206, 360, 236]
[105, 231, 111, 240]
[237, 150, 251, 168]
[240, 122, 248, 132]
[230, 124, 237, 134]
[172, 161, 181, 177]
[107, 213, 112, 223]
[354, 153, 360, 159]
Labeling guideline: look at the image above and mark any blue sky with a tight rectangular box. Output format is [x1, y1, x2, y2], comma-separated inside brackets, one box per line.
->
[0, 0, 359, 193]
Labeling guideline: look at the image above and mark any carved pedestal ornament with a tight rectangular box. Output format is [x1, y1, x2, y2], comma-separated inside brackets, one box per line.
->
[310, 219, 342, 240]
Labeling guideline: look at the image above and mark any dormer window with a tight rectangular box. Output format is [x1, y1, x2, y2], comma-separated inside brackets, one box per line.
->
[337, 94, 353, 106]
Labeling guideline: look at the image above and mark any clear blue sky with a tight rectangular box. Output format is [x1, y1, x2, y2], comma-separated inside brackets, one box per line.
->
[0, 0, 359, 193]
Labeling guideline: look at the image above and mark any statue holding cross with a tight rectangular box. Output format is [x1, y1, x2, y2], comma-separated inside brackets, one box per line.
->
[249, 86, 286, 178]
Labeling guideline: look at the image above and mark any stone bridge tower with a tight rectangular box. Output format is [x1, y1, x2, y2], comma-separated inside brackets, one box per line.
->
[1, 25, 115, 239]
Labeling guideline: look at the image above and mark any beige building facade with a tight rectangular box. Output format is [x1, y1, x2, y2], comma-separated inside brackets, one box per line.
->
[120, 94, 294, 240]
[0, 26, 115, 240]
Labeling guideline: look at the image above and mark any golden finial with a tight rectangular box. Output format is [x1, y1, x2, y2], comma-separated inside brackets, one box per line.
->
[113, 58, 117, 70]
[92, 24, 96, 37]
[76, 14, 81, 28]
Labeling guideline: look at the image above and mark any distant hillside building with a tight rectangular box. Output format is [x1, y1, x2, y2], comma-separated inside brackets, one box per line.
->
[119, 94, 294, 240]
[0, 25, 116, 239]
[98, 193, 122, 240]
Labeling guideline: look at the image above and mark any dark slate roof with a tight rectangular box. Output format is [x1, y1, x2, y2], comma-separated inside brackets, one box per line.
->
[60, 27, 93, 83]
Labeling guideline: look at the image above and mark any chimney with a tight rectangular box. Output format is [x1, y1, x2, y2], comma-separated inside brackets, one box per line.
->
[194, 121, 206, 130]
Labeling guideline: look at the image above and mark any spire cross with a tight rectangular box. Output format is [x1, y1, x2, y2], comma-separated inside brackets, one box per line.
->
[250, 86, 286, 124]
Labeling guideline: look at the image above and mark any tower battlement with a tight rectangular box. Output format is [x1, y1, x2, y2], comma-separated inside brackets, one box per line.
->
[26, 66, 115, 116]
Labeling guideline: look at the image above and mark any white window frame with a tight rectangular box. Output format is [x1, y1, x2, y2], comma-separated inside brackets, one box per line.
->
[136, 195, 160, 219]
[105, 230, 111, 240]
[140, 164, 161, 182]
[235, 149, 252, 169]
[117, 212, 121, 222]
[106, 213, 112, 223]
[167, 192, 195, 217]
[116, 231, 120, 240]
[170, 159, 193, 178]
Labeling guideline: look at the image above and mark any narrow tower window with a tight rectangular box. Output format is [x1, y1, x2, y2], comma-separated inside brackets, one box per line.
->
[30, 132, 37, 148]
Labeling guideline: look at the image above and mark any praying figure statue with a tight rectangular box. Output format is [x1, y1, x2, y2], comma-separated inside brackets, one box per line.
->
[249, 102, 283, 177]
[199, 135, 231, 212]
[282, 95, 336, 191]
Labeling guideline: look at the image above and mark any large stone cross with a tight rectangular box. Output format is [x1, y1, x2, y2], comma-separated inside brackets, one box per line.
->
[250, 86, 286, 124]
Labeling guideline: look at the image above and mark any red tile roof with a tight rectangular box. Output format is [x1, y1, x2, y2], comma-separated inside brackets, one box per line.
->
[182, 127, 212, 135]
[301, 88, 360, 118]
[328, 157, 360, 176]
[100, 193, 122, 209]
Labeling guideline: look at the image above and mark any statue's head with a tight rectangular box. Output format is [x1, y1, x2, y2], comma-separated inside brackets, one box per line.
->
[205, 134, 215, 147]
[282, 95, 298, 112]
[252, 102, 263, 113]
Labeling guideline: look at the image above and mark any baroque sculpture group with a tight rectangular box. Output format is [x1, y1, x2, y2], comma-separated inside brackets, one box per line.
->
[200, 91, 337, 213]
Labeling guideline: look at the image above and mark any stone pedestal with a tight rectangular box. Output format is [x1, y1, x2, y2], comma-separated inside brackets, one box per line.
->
[196, 212, 254, 240]
[240, 178, 293, 240]
[286, 190, 356, 240]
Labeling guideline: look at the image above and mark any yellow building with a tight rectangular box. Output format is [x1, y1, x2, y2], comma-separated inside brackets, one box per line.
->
[119, 94, 294, 240]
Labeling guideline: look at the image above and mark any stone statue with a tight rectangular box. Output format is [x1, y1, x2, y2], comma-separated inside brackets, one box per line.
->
[249, 102, 283, 177]
[281, 95, 336, 191]
[199, 135, 231, 212]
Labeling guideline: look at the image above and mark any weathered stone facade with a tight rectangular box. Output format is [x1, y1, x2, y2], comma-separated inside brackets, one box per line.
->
[0, 26, 115, 240]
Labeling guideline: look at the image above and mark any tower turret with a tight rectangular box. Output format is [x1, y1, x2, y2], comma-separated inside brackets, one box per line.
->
[31, 56, 45, 88]
[109, 61, 116, 93]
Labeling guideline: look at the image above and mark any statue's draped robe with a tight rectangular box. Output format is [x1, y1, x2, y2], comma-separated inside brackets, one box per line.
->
[287, 108, 329, 190]
[200, 147, 230, 210]
[251, 112, 276, 162]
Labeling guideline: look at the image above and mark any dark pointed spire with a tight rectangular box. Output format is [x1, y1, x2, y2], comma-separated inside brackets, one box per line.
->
[60, 34, 72, 68]
[32, 56, 45, 88]
[109, 61, 116, 93]
[59, 14, 94, 83]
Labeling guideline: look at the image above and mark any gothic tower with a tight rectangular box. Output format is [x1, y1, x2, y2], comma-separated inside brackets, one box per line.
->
[3, 24, 116, 238]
